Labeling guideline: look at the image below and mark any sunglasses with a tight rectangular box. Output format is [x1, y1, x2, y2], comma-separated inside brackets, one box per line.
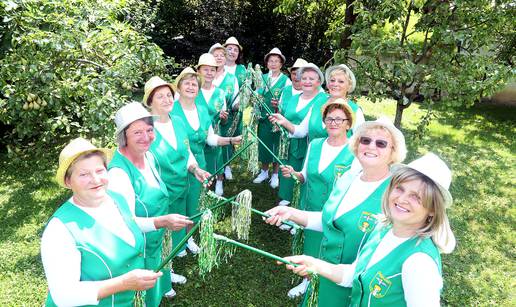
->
[359, 136, 389, 149]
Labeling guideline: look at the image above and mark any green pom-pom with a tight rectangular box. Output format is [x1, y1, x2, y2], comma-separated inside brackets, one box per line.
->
[198, 210, 216, 277]
[133, 291, 145, 307]
[305, 272, 320, 307]
[278, 131, 289, 160]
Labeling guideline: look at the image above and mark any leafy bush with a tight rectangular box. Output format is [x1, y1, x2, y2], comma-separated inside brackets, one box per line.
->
[0, 0, 174, 153]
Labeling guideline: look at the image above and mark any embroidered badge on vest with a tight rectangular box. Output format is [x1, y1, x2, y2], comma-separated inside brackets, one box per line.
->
[357, 211, 377, 233]
[369, 271, 392, 298]
[184, 139, 189, 147]
[334, 164, 350, 179]
[226, 85, 233, 94]
[273, 88, 281, 98]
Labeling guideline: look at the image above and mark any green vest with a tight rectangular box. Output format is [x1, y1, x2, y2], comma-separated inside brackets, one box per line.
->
[307, 98, 358, 141]
[235, 64, 247, 88]
[149, 116, 190, 202]
[45, 192, 145, 307]
[170, 100, 212, 170]
[279, 85, 295, 111]
[283, 92, 327, 160]
[216, 72, 238, 106]
[316, 175, 390, 307]
[350, 225, 442, 307]
[258, 72, 289, 118]
[107, 151, 171, 307]
[302, 138, 355, 259]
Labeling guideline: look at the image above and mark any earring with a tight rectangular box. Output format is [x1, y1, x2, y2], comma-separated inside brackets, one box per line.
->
[426, 216, 433, 223]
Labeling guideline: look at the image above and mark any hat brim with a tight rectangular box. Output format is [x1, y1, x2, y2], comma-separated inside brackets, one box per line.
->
[115, 114, 158, 136]
[55, 148, 113, 188]
[223, 42, 243, 52]
[143, 83, 176, 107]
[264, 53, 286, 63]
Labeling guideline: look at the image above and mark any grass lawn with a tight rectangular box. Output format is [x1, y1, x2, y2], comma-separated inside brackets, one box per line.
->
[0, 98, 514, 306]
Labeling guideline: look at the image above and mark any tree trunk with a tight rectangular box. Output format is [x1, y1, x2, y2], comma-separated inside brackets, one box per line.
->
[339, 0, 358, 50]
[394, 101, 405, 128]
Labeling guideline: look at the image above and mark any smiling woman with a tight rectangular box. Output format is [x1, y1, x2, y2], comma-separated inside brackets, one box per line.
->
[265, 117, 407, 305]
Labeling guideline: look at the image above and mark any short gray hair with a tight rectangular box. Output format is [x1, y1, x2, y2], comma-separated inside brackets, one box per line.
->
[116, 117, 154, 148]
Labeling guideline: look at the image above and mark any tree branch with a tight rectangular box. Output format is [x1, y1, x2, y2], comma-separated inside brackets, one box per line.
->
[400, 0, 414, 47]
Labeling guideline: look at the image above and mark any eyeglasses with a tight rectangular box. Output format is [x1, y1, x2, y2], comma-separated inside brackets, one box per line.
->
[359, 136, 389, 148]
[323, 117, 348, 125]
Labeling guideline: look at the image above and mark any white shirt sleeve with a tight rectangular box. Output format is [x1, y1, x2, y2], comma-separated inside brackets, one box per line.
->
[402, 253, 443, 307]
[206, 125, 220, 146]
[107, 168, 156, 232]
[41, 218, 101, 306]
[304, 211, 323, 232]
[337, 261, 358, 287]
[299, 143, 311, 179]
[291, 108, 311, 138]
[187, 147, 197, 168]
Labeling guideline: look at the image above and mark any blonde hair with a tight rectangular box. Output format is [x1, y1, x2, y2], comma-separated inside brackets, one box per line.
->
[381, 167, 456, 253]
[349, 124, 406, 164]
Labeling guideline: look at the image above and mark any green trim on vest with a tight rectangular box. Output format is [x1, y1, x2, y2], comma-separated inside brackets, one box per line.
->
[107, 151, 171, 306]
[350, 225, 442, 307]
[45, 191, 145, 307]
[302, 138, 355, 259]
[235, 64, 247, 88]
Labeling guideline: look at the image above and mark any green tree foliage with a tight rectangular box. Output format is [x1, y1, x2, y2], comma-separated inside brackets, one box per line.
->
[0, 0, 173, 153]
[339, 0, 514, 127]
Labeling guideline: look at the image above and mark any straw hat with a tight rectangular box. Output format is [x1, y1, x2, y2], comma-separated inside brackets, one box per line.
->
[55, 138, 112, 188]
[142, 76, 175, 107]
[223, 36, 243, 51]
[405, 152, 453, 207]
[196, 53, 218, 69]
[325, 64, 356, 93]
[289, 58, 308, 72]
[320, 98, 355, 128]
[264, 47, 286, 63]
[208, 43, 226, 54]
[297, 63, 325, 84]
[114, 102, 156, 136]
[175, 67, 204, 89]
[349, 117, 407, 164]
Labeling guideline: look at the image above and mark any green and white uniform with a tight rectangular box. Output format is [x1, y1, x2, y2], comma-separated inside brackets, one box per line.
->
[196, 87, 226, 175]
[43, 192, 145, 307]
[278, 92, 327, 201]
[300, 138, 355, 258]
[257, 72, 291, 163]
[349, 225, 442, 306]
[226, 64, 247, 88]
[170, 100, 213, 217]
[108, 152, 171, 307]
[313, 173, 391, 307]
[150, 116, 191, 253]
[214, 71, 240, 164]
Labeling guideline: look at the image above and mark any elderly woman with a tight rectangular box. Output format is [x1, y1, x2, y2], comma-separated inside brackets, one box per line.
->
[171, 67, 241, 248]
[253, 47, 292, 188]
[107, 103, 193, 305]
[195, 53, 229, 195]
[41, 137, 187, 306]
[272, 64, 365, 142]
[223, 36, 247, 88]
[266, 117, 407, 303]
[209, 43, 240, 182]
[281, 153, 455, 306]
[143, 76, 210, 265]
[278, 58, 308, 109]
[275, 63, 329, 207]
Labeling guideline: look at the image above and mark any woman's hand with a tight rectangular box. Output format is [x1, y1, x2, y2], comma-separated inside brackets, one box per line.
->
[219, 110, 229, 121]
[268, 113, 286, 125]
[281, 255, 318, 278]
[229, 135, 242, 145]
[232, 102, 240, 111]
[190, 165, 212, 186]
[121, 269, 163, 291]
[280, 165, 295, 178]
[154, 214, 193, 231]
[264, 206, 295, 226]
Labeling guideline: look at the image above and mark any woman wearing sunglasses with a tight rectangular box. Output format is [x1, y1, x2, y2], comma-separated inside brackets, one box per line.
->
[266, 117, 407, 305]
[281, 153, 455, 306]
